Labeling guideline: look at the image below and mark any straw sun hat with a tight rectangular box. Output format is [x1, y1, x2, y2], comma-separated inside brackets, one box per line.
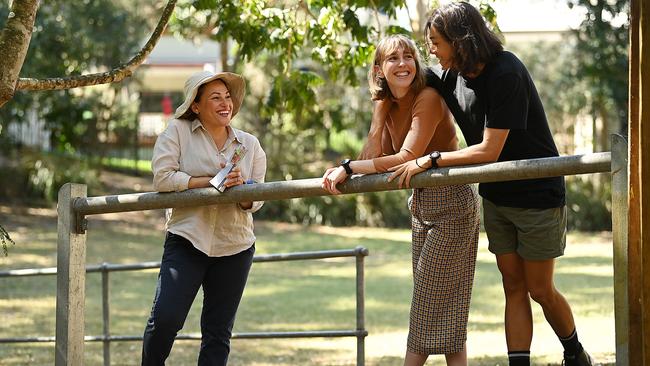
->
[174, 70, 246, 120]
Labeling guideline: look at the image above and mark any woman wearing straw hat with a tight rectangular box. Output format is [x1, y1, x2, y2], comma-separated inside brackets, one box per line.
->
[141, 70, 266, 366]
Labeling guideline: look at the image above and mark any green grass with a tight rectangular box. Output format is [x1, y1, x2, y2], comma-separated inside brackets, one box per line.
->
[0, 205, 616, 365]
[101, 157, 152, 174]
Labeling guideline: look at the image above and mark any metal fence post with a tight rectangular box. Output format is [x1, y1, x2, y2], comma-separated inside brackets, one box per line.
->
[611, 134, 629, 366]
[102, 263, 111, 366]
[355, 246, 368, 366]
[56, 183, 88, 366]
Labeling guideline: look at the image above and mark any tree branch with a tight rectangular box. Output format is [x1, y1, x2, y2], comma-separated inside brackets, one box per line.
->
[369, 0, 382, 38]
[1, 223, 15, 256]
[14, 0, 177, 92]
[0, 0, 40, 108]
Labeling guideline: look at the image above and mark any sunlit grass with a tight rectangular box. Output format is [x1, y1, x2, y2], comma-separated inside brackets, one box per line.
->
[100, 157, 151, 173]
[0, 205, 615, 365]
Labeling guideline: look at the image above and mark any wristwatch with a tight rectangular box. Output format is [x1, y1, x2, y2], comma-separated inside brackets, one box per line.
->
[428, 151, 441, 169]
[340, 159, 353, 174]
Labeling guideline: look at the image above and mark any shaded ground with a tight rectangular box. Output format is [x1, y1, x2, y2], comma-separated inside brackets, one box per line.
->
[95, 169, 153, 195]
[0, 171, 616, 365]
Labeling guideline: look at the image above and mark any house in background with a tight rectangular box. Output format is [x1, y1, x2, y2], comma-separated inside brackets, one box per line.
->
[136, 36, 222, 160]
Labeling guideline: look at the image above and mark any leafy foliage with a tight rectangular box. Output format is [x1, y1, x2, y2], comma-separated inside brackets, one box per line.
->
[565, 0, 629, 149]
[507, 40, 580, 155]
[0, 149, 101, 204]
[0, 224, 15, 256]
[507, 0, 627, 231]
[166, 0, 497, 227]
[3, 0, 608, 230]
[169, 0, 409, 225]
[0, 0, 147, 155]
[566, 177, 612, 231]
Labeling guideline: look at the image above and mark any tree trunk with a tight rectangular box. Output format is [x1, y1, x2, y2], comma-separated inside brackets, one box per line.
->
[0, 0, 177, 108]
[220, 38, 229, 72]
[0, 0, 40, 107]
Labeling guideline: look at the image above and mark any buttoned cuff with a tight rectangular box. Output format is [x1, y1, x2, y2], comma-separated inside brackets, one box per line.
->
[239, 201, 264, 213]
[174, 173, 192, 192]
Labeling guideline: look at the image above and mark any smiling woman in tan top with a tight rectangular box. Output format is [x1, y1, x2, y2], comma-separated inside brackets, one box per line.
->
[321, 35, 479, 366]
[142, 70, 266, 366]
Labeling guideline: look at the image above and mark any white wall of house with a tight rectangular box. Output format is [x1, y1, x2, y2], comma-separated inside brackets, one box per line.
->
[136, 36, 223, 142]
[7, 107, 50, 151]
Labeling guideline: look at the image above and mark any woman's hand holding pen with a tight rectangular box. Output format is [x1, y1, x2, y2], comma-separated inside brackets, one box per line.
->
[221, 164, 254, 209]
[222, 165, 246, 188]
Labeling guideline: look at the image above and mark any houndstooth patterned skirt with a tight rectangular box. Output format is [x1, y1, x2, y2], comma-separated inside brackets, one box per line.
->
[406, 184, 480, 355]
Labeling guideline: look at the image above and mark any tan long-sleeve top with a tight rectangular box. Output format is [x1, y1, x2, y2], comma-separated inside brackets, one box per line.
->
[372, 87, 458, 172]
[152, 118, 266, 257]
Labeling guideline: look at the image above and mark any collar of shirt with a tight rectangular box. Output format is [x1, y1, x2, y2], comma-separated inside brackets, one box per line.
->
[190, 119, 243, 152]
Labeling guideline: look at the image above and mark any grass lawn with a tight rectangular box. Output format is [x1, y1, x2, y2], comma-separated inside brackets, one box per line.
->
[0, 204, 615, 365]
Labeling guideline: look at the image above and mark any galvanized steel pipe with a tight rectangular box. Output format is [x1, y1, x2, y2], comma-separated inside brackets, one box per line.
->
[74, 152, 611, 216]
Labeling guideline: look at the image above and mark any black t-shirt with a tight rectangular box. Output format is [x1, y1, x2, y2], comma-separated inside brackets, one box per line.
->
[426, 51, 565, 208]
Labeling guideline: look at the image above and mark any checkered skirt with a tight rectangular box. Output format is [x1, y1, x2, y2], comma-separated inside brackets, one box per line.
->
[406, 184, 480, 355]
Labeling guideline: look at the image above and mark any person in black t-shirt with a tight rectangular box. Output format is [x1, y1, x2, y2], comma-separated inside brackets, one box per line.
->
[388, 2, 593, 366]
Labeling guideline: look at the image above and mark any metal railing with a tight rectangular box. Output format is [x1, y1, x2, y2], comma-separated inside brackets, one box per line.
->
[18, 135, 626, 365]
[0, 247, 369, 366]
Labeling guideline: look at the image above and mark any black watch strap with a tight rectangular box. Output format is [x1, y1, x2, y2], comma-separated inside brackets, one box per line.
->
[340, 159, 353, 174]
[428, 151, 441, 169]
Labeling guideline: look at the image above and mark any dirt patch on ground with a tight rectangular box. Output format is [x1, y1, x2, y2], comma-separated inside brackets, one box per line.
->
[0, 170, 164, 230]
[0, 203, 166, 231]
[96, 169, 154, 195]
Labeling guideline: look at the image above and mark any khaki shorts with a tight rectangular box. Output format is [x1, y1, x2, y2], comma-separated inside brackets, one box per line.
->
[483, 199, 567, 260]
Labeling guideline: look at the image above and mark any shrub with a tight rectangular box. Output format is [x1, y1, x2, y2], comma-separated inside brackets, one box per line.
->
[566, 176, 612, 231]
[0, 149, 100, 205]
[257, 190, 411, 228]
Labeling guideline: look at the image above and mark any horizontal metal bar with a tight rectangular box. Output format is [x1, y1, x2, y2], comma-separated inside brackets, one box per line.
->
[253, 247, 368, 263]
[0, 336, 56, 343]
[0, 330, 368, 344]
[232, 330, 368, 339]
[0, 267, 59, 277]
[74, 152, 611, 216]
[108, 330, 368, 341]
[0, 248, 368, 278]
[0, 263, 157, 277]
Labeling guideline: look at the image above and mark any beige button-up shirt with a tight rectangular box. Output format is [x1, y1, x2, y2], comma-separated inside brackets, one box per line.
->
[152, 118, 266, 257]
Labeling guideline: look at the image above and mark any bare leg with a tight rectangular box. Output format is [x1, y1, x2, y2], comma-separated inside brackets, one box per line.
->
[496, 253, 533, 351]
[523, 258, 576, 337]
[444, 344, 467, 366]
[404, 350, 428, 366]
[404, 345, 467, 366]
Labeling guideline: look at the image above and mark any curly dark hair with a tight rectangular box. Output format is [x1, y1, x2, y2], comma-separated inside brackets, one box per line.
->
[425, 1, 503, 76]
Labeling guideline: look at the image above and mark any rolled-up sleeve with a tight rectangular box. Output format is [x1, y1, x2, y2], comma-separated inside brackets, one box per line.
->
[240, 137, 267, 213]
[152, 123, 192, 192]
[371, 88, 442, 172]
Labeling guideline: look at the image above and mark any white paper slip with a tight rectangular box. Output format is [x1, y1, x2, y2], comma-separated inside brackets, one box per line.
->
[209, 144, 248, 192]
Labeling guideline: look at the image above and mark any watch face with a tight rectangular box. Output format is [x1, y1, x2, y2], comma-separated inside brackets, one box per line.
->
[340, 159, 353, 174]
[429, 151, 441, 168]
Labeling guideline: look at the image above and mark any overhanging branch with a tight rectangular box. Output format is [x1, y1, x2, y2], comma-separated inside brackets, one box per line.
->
[15, 0, 177, 92]
[0, 0, 39, 107]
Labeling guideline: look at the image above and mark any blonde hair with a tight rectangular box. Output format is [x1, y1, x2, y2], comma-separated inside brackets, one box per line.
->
[367, 34, 426, 101]
[359, 35, 426, 159]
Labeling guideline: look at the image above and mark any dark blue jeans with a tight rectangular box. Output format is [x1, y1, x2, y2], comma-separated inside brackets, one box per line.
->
[141, 232, 255, 366]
